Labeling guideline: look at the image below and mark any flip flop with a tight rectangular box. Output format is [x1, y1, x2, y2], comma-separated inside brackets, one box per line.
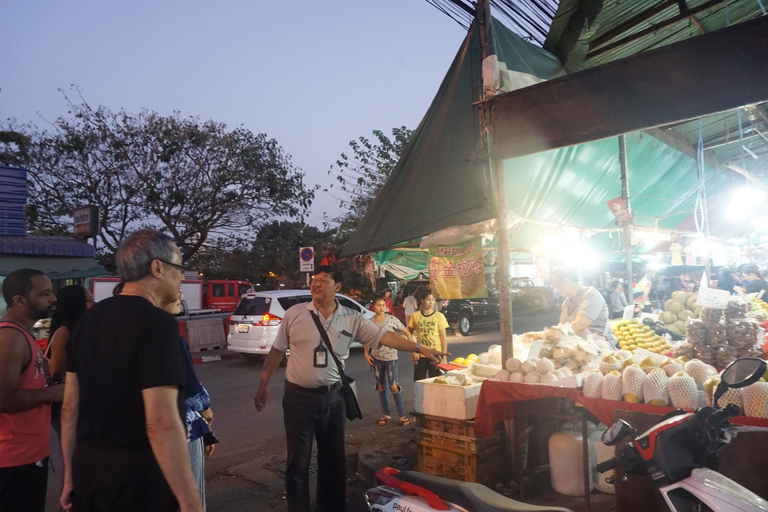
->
[399, 417, 412, 426]
[377, 416, 391, 426]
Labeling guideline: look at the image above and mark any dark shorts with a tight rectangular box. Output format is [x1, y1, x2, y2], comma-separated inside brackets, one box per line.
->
[0, 457, 49, 512]
[72, 445, 177, 512]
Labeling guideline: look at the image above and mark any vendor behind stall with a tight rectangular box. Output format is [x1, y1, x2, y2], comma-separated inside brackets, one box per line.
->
[553, 266, 618, 347]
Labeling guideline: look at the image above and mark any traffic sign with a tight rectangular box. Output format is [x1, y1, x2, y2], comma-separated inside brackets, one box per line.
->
[299, 247, 314, 272]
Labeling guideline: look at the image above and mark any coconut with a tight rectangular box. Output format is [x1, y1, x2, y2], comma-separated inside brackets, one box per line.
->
[540, 371, 559, 383]
[505, 357, 522, 373]
[495, 369, 511, 381]
[521, 359, 538, 374]
[509, 371, 525, 383]
[524, 371, 541, 384]
[536, 358, 555, 375]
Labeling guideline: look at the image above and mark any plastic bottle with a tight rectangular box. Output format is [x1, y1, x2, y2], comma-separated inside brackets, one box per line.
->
[549, 422, 595, 496]
[589, 429, 615, 494]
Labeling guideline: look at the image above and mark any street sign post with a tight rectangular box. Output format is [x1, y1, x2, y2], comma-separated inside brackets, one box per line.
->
[299, 247, 314, 273]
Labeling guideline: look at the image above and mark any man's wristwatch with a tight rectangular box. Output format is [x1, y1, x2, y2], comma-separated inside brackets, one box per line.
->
[413, 341, 422, 353]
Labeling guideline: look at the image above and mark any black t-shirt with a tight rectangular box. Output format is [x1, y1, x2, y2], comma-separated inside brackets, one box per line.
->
[746, 278, 768, 296]
[67, 295, 186, 450]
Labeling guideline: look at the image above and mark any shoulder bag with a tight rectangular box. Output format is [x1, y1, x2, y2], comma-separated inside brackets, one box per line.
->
[310, 312, 363, 421]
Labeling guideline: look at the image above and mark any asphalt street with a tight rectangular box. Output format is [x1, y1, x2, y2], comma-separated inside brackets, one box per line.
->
[198, 310, 561, 512]
[44, 310, 561, 512]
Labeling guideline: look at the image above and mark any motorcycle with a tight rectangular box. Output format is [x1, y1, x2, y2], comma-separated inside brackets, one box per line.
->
[365, 466, 573, 512]
[597, 356, 768, 512]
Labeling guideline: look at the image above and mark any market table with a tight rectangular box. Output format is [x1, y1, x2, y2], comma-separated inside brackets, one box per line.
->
[475, 380, 768, 438]
[475, 380, 768, 511]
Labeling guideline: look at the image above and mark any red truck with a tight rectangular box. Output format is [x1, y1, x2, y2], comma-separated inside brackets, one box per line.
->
[92, 277, 252, 312]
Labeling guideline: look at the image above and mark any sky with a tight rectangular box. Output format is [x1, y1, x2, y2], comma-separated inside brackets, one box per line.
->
[0, 0, 466, 228]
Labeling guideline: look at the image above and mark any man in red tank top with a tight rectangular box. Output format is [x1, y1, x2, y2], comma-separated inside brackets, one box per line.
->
[0, 268, 63, 512]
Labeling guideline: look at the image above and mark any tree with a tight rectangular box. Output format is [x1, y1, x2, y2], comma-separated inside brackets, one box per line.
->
[325, 127, 413, 238]
[4, 91, 314, 260]
[249, 220, 329, 287]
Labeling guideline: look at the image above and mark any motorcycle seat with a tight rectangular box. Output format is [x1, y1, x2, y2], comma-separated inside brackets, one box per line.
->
[396, 471, 573, 512]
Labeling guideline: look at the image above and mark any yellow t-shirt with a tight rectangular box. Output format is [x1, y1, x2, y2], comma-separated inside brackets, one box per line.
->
[409, 310, 448, 353]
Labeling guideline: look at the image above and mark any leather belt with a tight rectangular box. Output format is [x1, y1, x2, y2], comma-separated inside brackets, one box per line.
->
[285, 380, 342, 394]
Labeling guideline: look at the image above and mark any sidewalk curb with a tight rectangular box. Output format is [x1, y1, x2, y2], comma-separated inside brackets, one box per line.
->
[191, 351, 241, 364]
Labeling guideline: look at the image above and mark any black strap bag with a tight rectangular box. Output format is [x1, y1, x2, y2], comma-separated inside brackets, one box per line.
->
[311, 312, 363, 421]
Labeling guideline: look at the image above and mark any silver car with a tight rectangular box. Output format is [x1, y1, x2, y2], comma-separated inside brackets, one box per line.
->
[226, 289, 374, 360]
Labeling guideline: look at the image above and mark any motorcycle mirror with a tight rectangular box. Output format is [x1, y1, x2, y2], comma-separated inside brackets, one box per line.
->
[602, 419, 635, 446]
[721, 357, 766, 388]
[715, 357, 768, 408]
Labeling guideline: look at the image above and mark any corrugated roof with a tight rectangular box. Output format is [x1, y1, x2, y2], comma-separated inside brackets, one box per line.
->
[0, 235, 95, 258]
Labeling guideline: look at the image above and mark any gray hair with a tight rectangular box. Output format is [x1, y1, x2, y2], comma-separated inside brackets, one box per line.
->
[117, 229, 177, 283]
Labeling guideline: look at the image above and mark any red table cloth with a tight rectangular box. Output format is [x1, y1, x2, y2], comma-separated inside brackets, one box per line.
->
[474, 380, 768, 438]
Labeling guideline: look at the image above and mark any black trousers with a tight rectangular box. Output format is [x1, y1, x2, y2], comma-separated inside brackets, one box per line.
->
[414, 357, 441, 382]
[0, 457, 48, 512]
[283, 382, 347, 512]
[71, 444, 177, 512]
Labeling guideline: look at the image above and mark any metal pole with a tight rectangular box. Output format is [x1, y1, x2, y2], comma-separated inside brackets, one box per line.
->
[619, 135, 634, 303]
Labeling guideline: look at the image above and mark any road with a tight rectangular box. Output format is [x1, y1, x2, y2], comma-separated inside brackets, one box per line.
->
[44, 311, 559, 511]
[197, 310, 560, 511]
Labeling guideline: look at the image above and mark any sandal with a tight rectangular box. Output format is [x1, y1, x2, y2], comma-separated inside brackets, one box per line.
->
[399, 417, 412, 426]
[377, 416, 391, 426]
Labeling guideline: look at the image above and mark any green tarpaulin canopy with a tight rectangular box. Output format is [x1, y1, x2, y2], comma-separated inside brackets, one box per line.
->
[341, 14, 768, 258]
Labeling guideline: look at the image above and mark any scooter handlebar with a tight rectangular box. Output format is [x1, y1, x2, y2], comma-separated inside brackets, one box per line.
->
[596, 457, 622, 473]
[706, 403, 741, 429]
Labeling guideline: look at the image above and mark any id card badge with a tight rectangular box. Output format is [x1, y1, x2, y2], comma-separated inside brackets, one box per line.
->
[314, 344, 328, 368]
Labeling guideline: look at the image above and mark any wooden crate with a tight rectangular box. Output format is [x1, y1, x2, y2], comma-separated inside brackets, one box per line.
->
[416, 428, 501, 452]
[417, 441, 504, 486]
[415, 413, 479, 438]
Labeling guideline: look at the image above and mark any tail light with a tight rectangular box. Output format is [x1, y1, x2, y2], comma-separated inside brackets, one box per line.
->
[229, 315, 234, 326]
[258, 313, 282, 326]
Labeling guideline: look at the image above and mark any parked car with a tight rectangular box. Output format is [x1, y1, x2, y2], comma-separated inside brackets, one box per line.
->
[226, 289, 374, 360]
[442, 277, 555, 336]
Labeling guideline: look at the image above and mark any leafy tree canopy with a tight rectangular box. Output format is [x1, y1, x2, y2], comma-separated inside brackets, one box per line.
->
[1, 90, 314, 260]
[325, 126, 413, 239]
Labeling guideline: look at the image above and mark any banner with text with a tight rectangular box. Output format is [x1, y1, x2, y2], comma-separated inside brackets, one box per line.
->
[428, 237, 487, 299]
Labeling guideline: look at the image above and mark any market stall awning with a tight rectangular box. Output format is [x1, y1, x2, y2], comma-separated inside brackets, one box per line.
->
[342, 17, 564, 256]
[341, 10, 768, 258]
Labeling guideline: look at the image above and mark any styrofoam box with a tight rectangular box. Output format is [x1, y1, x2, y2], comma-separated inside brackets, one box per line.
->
[414, 377, 483, 420]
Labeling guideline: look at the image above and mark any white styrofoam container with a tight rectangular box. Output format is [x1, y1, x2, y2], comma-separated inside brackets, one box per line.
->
[414, 377, 483, 420]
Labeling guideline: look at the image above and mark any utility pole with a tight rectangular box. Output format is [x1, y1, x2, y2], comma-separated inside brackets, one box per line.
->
[619, 135, 634, 303]
[477, 0, 514, 361]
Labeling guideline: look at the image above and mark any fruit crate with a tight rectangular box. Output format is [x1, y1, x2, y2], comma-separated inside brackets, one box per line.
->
[415, 413, 487, 438]
[416, 428, 502, 452]
[417, 441, 505, 485]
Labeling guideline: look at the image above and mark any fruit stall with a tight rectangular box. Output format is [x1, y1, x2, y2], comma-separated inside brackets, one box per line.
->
[414, 294, 768, 507]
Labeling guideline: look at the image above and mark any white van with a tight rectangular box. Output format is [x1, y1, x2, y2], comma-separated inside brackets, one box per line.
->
[226, 289, 374, 360]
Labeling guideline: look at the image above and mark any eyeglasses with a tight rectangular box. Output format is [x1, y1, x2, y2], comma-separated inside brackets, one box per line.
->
[158, 259, 184, 272]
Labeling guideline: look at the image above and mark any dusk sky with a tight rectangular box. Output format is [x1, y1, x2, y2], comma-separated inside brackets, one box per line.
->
[1, 1, 466, 228]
